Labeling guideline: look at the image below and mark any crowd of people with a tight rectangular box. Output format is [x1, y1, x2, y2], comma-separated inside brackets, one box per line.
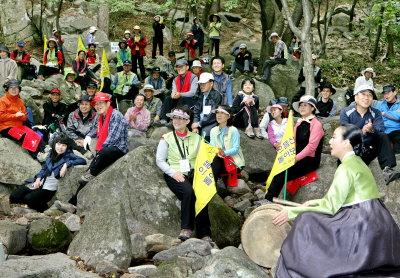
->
[0, 16, 400, 260]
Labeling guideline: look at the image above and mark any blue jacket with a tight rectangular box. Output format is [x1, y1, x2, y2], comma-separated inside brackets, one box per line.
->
[375, 99, 400, 134]
[340, 104, 385, 143]
[26, 149, 86, 183]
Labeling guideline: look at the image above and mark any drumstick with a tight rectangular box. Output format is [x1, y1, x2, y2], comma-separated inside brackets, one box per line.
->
[273, 198, 302, 207]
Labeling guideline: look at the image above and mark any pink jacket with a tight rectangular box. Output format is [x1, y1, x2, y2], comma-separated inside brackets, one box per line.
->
[124, 107, 151, 131]
[294, 117, 324, 161]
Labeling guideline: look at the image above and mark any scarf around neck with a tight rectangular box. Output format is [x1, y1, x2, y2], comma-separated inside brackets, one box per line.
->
[175, 72, 192, 93]
[96, 106, 113, 151]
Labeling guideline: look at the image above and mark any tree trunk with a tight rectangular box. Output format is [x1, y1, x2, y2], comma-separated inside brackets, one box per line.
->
[386, 26, 394, 58]
[97, 4, 109, 36]
[349, 0, 358, 32]
[55, 0, 63, 31]
[282, 0, 303, 45]
[169, 2, 179, 51]
[371, 6, 384, 60]
[202, 0, 213, 27]
[317, 0, 336, 55]
[39, 0, 45, 38]
[281, 0, 314, 95]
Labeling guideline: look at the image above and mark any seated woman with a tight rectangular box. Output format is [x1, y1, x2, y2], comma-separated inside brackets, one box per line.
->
[9, 133, 86, 212]
[156, 105, 212, 242]
[210, 105, 245, 186]
[273, 124, 400, 277]
[267, 104, 287, 150]
[124, 94, 151, 137]
[72, 50, 98, 90]
[232, 78, 262, 139]
[0, 79, 46, 160]
[264, 95, 324, 201]
[38, 38, 63, 79]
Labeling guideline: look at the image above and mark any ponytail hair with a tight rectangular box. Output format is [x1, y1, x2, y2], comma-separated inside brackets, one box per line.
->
[342, 124, 362, 156]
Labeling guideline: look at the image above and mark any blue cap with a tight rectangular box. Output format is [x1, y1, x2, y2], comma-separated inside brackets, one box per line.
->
[17, 42, 25, 47]
[123, 60, 132, 65]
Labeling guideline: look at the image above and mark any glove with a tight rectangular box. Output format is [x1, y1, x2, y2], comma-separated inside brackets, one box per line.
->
[84, 136, 92, 150]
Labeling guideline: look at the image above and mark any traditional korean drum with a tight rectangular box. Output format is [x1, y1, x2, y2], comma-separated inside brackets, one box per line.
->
[241, 203, 292, 268]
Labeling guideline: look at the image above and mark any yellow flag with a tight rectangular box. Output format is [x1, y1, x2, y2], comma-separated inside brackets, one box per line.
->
[193, 139, 219, 216]
[99, 48, 110, 91]
[76, 36, 87, 58]
[43, 35, 48, 64]
[265, 110, 296, 190]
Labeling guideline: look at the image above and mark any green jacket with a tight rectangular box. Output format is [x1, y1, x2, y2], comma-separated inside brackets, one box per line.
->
[209, 22, 222, 38]
[117, 49, 132, 67]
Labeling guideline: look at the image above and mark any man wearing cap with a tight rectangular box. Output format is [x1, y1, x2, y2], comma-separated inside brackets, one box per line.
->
[116, 40, 131, 72]
[143, 84, 162, 126]
[230, 43, 253, 76]
[340, 84, 400, 184]
[86, 26, 98, 47]
[316, 82, 337, 118]
[211, 56, 233, 106]
[257, 32, 288, 83]
[127, 25, 147, 80]
[66, 95, 98, 156]
[111, 60, 139, 104]
[144, 67, 167, 102]
[191, 72, 222, 139]
[180, 32, 198, 67]
[42, 89, 68, 134]
[85, 81, 98, 98]
[0, 46, 17, 86]
[292, 54, 321, 102]
[355, 67, 375, 92]
[191, 60, 203, 78]
[160, 59, 198, 122]
[152, 15, 165, 59]
[376, 85, 400, 154]
[10, 42, 31, 81]
[60, 69, 82, 106]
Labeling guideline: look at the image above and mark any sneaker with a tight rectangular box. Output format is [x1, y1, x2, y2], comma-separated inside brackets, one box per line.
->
[54, 200, 77, 213]
[201, 236, 212, 242]
[254, 128, 263, 139]
[80, 170, 95, 183]
[245, 125, 255, 139]
[254, 199, 274, 207]
[178, 229, 192, 241]
[383, 166, 400, 185]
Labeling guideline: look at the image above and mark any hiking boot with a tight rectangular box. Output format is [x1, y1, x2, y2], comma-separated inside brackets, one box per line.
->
[178, 229, 192, 241]
[254, 128, 263, 139]
[79, 170, 95, 183]
[383, 166, 400, 185]
[245, 125, 255, 139]
[54, 200, 77, 213]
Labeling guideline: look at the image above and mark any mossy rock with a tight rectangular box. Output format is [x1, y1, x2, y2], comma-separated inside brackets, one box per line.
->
[28, 218, 72, 254]
[209, 194, 243, 247]
[152, 257, 193, 278]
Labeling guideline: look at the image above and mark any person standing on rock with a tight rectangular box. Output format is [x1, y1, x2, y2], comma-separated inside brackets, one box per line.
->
[211, 56, 232, 106]
[191, 17, 205, 57]
[38, 38, 63, 80]
[55, 92, 128, 214]
[0, 45, 17, 86]
[86, 26, 99, 47]
[256, 32, 288, 84]
[10, 133, 86, 212]
[340, 84, 400, 184]
[10, 42, 31, 81]
[152, 15, 165, 59]
[156, 105, 212, 242]
[180, 32, 199, 67]
[127, 25, 147, 80]
[354, 67, 375, 92]
[208, 14, 222, 57]
[273, 124, 400, 277]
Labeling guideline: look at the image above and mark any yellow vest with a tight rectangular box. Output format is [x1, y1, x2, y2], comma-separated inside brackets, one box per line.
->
[210, 126, 245, 167]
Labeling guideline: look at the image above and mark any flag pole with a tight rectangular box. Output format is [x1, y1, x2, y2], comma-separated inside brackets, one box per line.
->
[283, 169, 288, 200]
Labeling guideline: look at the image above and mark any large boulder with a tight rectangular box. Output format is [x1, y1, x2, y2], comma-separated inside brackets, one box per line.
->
[332, 13, 350, 27]
[27, 218, 72, 254]
[268, 56, 302, 100]
[0, 252, 100, 278]
[191, 246, 269, 278]
[231, 77, 275, 108]
[56, 165, 87, 202]
[68, 204, 132, 270]
[0, 138, 41, 186]
[0, 220, 27, 254]
[320, 116, 341, 151]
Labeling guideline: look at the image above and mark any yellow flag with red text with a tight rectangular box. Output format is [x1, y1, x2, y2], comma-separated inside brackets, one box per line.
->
[43, 35, 48, 63]
[265, 110, 296, 190]
[99, 48, 110, 91]
[193, 140, 219, 216]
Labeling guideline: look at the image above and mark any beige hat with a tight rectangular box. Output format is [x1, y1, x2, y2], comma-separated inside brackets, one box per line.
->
[292, 95, 319, 114]
[269, 32, 280, 41]
[89, 26, 98, 33]
[197, 72, 214, 84]
[124, 30, 131, 34]
[192, 60, 202, 68]
[361, 67, 376, 78]
[133, 25, 141, 30]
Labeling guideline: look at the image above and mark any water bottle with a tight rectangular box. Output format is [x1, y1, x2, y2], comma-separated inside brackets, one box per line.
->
[0, 242, 5, 262]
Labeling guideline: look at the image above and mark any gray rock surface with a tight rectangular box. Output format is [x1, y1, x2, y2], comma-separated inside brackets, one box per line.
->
[0, 220, 27, 254]
[130, 233, 148, 262]
[152, 257, 194, 278]
[58, 212, 81, 232]
[27, 218, 72, 254]
[332, 13, 350, 27]
[0, 139, 41, 186]
[226, 179, 251, 195]
[68, 204, 132, 270]
[145, 233, 181, 255]
[56, 166, 87, 202]
[128, 265, 158, 276]
[0, 252, 100, 278]
[191, 246, 269, 278]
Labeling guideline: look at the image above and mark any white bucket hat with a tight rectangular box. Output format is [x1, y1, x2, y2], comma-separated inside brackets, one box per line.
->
[192, 60, 202, 68]
[269, 32, 280, 42]
[361, 67, 376, 78]
[292, 95, 319, 114]
[89, 26, 98, 33]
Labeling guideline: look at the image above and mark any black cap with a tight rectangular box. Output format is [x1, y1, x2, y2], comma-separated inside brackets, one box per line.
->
[382, 85, 396, 93]
[79, 95, 92, 102]
[152, 67, 161, 73]
[87, 81, 98, 88]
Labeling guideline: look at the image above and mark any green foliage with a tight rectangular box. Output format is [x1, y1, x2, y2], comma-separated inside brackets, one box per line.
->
[366, 0, 400, 35]
[89, 0, 140, 15]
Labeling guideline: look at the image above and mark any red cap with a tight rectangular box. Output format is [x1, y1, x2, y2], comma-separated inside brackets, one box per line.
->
[91, 92, 112, 105]
[50, 89, 61, 94]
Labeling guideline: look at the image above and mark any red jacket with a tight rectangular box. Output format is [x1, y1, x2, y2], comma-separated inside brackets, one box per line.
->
[127, 34, 147, 56]
[87, 50, 97, 64]
[10, 50, 31, 64]
[0, 92, 27, 131]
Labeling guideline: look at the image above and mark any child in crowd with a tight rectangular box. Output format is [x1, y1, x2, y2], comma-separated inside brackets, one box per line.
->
[9, 133, 86, 212]
[232, 78, 261, 139]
